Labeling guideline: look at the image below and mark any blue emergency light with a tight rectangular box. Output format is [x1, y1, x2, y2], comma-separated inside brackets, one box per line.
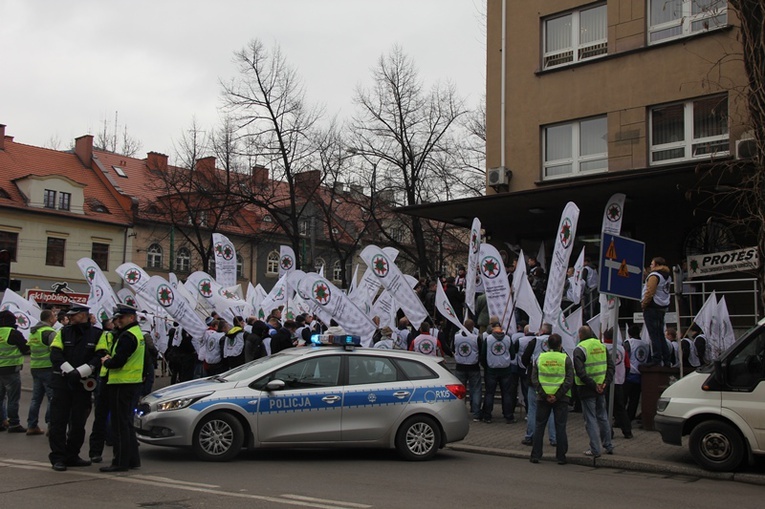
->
[310, 334, 362, 348]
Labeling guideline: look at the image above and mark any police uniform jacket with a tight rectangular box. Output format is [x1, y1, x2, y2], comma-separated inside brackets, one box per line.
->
[50, 322, 104, 378]
[102, 322, 140, 378]
[573, 341, 615, 399]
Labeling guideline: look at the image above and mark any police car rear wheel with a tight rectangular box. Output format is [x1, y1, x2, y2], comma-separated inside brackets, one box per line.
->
[689, 420, 744, 472]
[192, 412, 244, 462]
[395, 416, 441, 461]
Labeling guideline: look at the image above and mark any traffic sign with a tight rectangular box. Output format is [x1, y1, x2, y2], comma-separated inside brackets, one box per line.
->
[599, 234, 645, 300]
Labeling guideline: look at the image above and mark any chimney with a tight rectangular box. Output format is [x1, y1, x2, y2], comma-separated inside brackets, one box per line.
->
[146, 151, 168, 172]
[251, 165, 269, 186]
[0, 124, 5, 150]
[294, 170, 321, 194]
[195, 156, 216, 174]
[74, 134, 93, 165]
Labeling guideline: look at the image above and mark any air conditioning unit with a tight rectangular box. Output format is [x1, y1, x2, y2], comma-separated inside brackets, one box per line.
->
[487, 166, 511, 187]
[735, 138, 757, 160]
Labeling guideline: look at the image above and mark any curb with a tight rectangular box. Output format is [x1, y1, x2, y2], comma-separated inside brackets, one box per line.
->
[447, 444, 765, 486]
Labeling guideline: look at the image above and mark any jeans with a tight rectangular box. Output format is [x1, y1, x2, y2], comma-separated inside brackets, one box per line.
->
[531, 398, 569, 461]
[524, 386, 556, 442]
[455, 368, 482, 418]
[581, 394, 613, 456]
[27, 369, 54, 428]
[644, 307, 670, 365]
[0, 372, 21, 426]
[482, 372, 513, 421]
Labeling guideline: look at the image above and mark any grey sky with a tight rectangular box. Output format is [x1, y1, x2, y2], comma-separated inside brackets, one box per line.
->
[2, 0, 486, 158]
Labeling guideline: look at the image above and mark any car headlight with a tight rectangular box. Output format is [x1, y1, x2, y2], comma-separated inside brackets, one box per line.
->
[156, 393, 212, 412]
[656, 397, 670, 413]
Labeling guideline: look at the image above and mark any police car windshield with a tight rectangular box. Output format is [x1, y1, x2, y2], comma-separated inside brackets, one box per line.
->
[219, 352, 294, 383]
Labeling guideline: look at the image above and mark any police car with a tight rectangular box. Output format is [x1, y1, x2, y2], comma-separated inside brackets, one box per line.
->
[135, 335, 470, 461]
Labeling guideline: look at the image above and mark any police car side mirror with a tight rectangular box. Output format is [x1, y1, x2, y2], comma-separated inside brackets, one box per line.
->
[265, 379, 286, 392]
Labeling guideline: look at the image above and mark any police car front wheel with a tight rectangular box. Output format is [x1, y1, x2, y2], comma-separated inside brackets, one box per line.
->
[192, 412, 245, 462]
[395, 416, 442, 461]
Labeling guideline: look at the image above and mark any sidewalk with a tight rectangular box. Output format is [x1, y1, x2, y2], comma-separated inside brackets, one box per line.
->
[15, 356, 765, 485]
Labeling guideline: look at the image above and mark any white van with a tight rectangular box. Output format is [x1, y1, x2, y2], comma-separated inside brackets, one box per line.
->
[654, 319, 765, 472]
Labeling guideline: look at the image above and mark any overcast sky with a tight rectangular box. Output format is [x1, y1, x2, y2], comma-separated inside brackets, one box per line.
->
[2, 0, 486, 158]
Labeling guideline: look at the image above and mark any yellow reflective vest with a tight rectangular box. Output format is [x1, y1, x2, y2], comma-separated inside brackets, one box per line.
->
[28, 325, 55, 369]
[575, 337, 607, 386]
[107, 325, 145, 385]
[536, 351, 571, 397]
[0, 327, 23, 368]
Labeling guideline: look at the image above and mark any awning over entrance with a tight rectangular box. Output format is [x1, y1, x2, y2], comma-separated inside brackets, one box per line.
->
[398, 164, 731, 261]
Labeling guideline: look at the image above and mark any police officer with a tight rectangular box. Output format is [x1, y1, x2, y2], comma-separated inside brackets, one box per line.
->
[48, 304, 108, 471]
[0, 310, 30, 433]
[99, 304, 145, 472]
[88, 318, 115, 463]
[100, 304, 146, 472]
[26, 309, 57, 435]
[574, 325, 615, 458]
[530, 333, 573, 464]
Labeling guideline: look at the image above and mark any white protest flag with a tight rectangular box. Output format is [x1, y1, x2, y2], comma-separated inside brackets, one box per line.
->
[1, 289, 41, 338]
[246, 282, 268, 320]
[259, 274, 290, 319]
[300, 271, 377, 344]
[602, 193, 626, 236]
[359, 245, 429, 329]
[714, 296, 736, 359]
[169, 273, 197, 308]
[436, 281, 469, 335]
[144, 275, 207, 339]
[318, 264, 325, 278]
[185, 271, 250, 324]
[587, 313, 601, 338]
[212, 233, 237, 287]
[694, 291, 718, 336]
[566, 247, 586, 305]
[290, 270, 334, 327]
[512, 249, 543, 331]
[77, 257, 121, 322]
[350, 247, 399, 310]
[348, 264, 359, 296]
[371, 289, 398, 329]
[115, 262, 166, 316]
[117, 288, 139, 308]
[279, 245, 297, 278]
[478, 243, 514, 332]
[465, 217, 482, 314]
[552, 306, 582, 354]
[543, 202, 580, 321]
[537, 241, 547, 272]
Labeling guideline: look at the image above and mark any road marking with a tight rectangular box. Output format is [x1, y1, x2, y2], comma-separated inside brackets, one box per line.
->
[0, 458, 370, 508]
[280, 494, 372, 508]
[130, 474, 219, 488]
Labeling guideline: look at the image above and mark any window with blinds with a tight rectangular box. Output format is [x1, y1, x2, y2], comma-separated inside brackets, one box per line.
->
[543, 4, 607, 70]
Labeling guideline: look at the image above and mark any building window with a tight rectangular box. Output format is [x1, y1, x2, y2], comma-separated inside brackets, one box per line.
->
[650, 95, 728, 165]
[333, 260, 342, 281]
[299, 220, 309, 236]
[648, 0, 727, 44]
[263, 214, 272, 223]
[176, 247, 191, 273]
[236, 254, 244, 278]
[92, 243, 109, 270]
[543, 116, 608, 179]
[543, 3, 607, 69]
[0, 231, 19, 261]
[44, 189, 57, 209]
[46, 237, 65, 266]
[314, 257, 326, 274]
[147, 243, 163, 269]
[267, 250, 279, 275]
[59, 192, 71, 211]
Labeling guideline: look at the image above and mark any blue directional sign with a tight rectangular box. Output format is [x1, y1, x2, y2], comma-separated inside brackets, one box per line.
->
[599, 234, 645, 300]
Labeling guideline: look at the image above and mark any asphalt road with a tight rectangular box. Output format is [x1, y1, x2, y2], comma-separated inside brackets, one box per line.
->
[1, 432, 762, 509]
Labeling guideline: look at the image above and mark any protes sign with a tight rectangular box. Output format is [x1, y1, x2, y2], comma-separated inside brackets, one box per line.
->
[687, 247, 759, 279]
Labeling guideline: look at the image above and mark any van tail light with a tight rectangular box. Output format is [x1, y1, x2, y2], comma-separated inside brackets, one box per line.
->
[446, 384, 466, 400]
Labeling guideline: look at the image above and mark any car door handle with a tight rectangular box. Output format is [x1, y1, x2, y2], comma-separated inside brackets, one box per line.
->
[322, 395, 341, 404]
[393, 391, 411, 399]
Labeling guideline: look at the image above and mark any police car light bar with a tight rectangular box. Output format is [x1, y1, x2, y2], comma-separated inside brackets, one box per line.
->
[310, 334, 362, 347]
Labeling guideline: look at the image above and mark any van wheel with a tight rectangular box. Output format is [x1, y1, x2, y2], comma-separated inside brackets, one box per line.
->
[689, 421, 744, 472]
[395, 416, 441, 461]
[192, 412, 244, 462]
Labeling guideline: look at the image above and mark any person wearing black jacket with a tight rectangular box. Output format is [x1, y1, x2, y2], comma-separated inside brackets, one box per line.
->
[48, 305, 107, 472]
[271, 320, 298, 354]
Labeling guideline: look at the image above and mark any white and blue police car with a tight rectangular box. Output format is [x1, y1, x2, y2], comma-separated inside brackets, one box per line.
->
[135, 335, 470, 461]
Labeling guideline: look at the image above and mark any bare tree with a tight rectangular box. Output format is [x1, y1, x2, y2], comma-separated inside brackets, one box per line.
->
[220, 39, 325, 267]
[348, 46, 470, 276]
